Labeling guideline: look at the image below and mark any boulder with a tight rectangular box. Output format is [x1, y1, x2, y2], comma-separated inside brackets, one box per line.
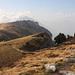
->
[45, 63, 56, 72]
[59, 71, 75, 75]
[63, 58, 75, 63]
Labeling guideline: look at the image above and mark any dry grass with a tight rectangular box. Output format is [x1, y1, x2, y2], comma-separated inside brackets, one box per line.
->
[0, 48, 72, 75]
[0, 45, 23, 67]
[0, 32, 49, 51]
[71, 64, 75, 71]
[45, 52, 59, 58]
[0, 34, 75, 75]
[0, 32, 50, 72]
[0, 34, 34, 68]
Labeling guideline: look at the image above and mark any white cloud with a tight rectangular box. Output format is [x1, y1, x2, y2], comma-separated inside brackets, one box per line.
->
[0, 9, 75, 37]
[0, 9, 30, 23]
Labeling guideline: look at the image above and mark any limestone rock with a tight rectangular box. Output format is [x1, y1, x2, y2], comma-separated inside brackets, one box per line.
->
[63, 58, 75, 63]
[45, 63, 56, 72]
[59, 71, 75, 75]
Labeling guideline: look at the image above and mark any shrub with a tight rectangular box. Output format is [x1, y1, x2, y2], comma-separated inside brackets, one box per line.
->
[9, 44, 11, 46]
[3, 43, 7, 46]
[54, 33, 66, 44]
[41, 34, 44, 37]
[45, 53, 59, 58]
[26, 42, 30, 46]
[67, 34, 73, 40]
[35, 39, 41, 43]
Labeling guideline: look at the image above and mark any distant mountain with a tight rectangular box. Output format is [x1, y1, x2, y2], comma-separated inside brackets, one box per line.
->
[0, 20, 52, 42]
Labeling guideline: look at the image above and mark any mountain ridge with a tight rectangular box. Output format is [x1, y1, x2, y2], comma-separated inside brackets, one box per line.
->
[0, 20, 52, 42]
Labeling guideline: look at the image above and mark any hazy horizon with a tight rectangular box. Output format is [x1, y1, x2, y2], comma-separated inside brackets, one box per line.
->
[0, 0, 75, 38]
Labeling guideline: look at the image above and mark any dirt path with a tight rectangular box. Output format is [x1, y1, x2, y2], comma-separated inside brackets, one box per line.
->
[11, 45, 35, 54]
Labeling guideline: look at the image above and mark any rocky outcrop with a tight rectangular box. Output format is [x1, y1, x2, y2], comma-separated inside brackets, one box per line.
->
[11, 20, 52, 38]
[63, 58, 75, 63]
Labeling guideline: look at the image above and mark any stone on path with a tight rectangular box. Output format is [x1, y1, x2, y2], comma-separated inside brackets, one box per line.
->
[45, 63, 56, 72]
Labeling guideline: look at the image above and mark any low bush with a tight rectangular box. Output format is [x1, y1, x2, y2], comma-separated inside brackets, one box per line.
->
[26, 42, 30, 46]
[45, 53, 59, 58]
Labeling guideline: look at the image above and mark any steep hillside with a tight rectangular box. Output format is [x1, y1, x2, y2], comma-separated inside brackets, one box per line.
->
[0, 20, 52, 42]
[0, 32, 53, 68]
[16, 32, 53, 51]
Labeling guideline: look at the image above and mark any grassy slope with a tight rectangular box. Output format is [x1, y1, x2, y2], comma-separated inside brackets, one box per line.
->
[0, 33, 33, 67]
[0, 37, 75, 75]
[0, 45, 23, 67]
[3, 32, 49, 51]
[0, 32, 49, 68]
[0, 23, 35, 41]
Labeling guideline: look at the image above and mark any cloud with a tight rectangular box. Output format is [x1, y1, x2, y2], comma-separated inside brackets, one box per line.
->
[0, 9, 75, 37]
[0, 9, 30, 23]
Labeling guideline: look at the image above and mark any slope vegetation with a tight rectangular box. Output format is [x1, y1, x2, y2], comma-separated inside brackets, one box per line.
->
[0, 36, 75, 75]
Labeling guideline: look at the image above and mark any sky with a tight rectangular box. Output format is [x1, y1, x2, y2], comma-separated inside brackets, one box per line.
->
[0, 0, 75, 38]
